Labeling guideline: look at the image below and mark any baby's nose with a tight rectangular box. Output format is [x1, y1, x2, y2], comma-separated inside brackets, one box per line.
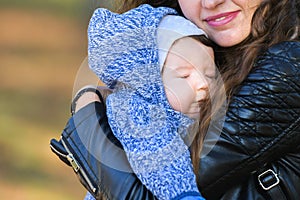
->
[195, 77, 209, 101]
[195, 75, 209, 91]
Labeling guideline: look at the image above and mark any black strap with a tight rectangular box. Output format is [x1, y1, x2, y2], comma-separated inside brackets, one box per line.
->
[257, 168, 287, 200]
[267, 185, 287, 200]
[71, 87, 104, 115]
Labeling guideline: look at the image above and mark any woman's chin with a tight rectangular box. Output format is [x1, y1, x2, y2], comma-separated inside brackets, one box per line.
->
[209, 31, 248, 47]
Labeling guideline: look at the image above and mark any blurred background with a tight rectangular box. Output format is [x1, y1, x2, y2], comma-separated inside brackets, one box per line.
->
[0, 0, 114, 199]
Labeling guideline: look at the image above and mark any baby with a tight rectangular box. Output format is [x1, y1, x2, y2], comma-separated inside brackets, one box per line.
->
[87, 4, 215, 200]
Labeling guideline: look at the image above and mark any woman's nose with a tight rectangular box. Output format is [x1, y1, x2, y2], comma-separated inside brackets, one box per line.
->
[201, 0, 225, 9]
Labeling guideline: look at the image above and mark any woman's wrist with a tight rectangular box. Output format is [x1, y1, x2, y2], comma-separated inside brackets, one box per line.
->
[71, 86, 103, 114]
[75, 91, 101, 113]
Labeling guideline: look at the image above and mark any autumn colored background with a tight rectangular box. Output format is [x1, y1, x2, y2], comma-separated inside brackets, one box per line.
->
[0, 0, 113, 199]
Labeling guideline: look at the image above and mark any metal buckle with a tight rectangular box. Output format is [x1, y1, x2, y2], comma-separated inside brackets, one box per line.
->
[258, 169, 280, 190]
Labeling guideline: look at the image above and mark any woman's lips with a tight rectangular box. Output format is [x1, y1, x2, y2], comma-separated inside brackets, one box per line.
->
[204, 11, 240, 27]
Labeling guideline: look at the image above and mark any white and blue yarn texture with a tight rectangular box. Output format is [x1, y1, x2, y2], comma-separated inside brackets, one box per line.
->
[88, 4, 205, 200]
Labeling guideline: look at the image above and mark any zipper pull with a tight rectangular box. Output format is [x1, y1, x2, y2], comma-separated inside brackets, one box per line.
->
[67, 154, 80, 172]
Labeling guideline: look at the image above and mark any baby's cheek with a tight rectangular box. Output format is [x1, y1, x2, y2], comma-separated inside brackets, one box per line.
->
[164, 87, 183, 112]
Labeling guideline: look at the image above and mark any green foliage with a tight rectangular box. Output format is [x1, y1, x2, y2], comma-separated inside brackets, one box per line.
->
[0, 0, 116, 22]
[0, 0, 81, 10]
[0, 1, 98, 198]
[0, 0, 85, 18]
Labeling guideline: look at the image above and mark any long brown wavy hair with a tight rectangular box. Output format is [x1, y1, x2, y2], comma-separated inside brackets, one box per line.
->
[114, 0, 180, 12]
[217, 0, 299, 97]
[112, 0, 299, 189]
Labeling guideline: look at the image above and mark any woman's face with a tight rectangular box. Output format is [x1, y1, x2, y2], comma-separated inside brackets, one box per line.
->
[178, 0, 263, 47]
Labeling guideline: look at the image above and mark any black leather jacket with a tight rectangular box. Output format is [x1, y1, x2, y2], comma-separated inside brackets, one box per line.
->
[198, 41, 300, 199]
[80, 41, 300, 200]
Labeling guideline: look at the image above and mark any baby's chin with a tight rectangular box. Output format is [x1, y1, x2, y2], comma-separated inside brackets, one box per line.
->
[185, 111, 200, 120]
[169, 103, 199, 119]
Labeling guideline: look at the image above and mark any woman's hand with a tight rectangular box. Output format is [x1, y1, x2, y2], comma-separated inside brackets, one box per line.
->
[74, 91, 101, 113]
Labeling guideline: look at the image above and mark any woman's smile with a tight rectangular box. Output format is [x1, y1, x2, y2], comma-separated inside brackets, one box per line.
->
[178, 0, 263, 47]
[204, 11, 240, 27]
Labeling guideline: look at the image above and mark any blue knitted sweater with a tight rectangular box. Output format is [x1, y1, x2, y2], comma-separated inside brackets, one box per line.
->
[88, 4, 204, 200]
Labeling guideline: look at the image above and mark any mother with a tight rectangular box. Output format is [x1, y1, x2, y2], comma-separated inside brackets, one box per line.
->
[73, 0, 300, 199]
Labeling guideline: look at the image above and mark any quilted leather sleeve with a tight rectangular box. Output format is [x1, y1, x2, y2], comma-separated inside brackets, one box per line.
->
[79, 42, 299, 200]
[198, 41, 300, 199]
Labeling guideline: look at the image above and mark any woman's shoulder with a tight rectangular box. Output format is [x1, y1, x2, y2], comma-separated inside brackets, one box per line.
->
[255, 41, 299, 72]
[245, 40, 299, 93]
[264, 41, 300, 61]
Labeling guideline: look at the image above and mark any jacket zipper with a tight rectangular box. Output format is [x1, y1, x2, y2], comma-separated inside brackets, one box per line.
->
[60, 137, 97, 193]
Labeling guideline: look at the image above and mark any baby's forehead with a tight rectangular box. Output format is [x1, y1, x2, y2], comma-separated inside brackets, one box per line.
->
[164, 38, 216, 74]
[169, 37, 214, 61]
[171, 36, 212, 52]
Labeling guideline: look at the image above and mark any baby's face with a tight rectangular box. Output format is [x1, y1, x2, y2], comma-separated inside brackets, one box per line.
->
[162, 37, 215, 119]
